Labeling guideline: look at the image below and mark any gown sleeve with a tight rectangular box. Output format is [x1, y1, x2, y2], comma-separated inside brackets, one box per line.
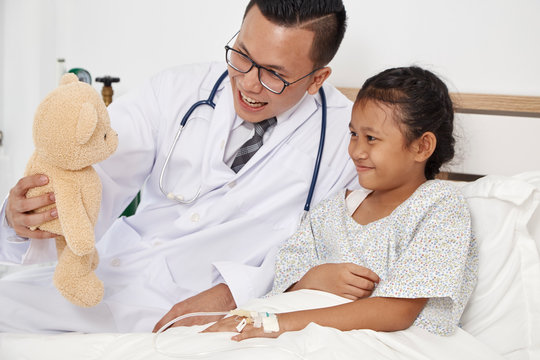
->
[268, 211, 321, 296]
[372, 184, 478, 335]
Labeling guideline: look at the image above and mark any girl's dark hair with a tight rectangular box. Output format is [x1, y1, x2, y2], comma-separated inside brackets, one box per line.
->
[244, 0, 347, 68]
[355, 66, 455, 180]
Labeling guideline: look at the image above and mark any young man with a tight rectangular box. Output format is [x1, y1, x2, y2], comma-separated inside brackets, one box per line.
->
[0, 0, 375, 333]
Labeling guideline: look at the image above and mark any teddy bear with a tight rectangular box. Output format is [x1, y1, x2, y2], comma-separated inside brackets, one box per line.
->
[24, 73, 118, 307]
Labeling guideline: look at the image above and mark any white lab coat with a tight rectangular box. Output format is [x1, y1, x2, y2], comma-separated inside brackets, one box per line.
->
[0, 62, 356, 332]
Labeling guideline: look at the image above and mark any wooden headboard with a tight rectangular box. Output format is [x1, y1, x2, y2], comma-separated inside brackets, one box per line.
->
[337, 88, 540, 180]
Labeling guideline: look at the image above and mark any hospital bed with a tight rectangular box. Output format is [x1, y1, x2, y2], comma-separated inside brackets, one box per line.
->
[0, 90, 539, 360]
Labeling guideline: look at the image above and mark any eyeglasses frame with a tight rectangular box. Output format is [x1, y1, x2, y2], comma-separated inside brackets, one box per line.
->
[224, 32, 322, 95]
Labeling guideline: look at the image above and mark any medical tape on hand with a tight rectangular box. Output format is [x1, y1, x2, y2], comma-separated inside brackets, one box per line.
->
[261, 312, 279, 333]
[236, 318, 247, 332]
[153, 310, 297, 359]
[230, 309, 280, 333]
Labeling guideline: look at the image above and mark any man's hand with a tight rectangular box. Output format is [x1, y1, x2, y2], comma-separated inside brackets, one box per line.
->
[289, 263, 379, 300]
[5, 174, 58, 239]
[152, 283, 237, 333]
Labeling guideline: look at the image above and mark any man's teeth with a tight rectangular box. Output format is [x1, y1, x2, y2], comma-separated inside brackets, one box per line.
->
[241, 92, 265, 107]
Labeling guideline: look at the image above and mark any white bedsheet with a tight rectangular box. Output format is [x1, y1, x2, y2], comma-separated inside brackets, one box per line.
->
[0, 289, 503, 360]
[2, 172, 539, 359]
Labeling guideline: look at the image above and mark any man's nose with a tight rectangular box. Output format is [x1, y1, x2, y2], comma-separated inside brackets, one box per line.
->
[241, 67, 263, 93]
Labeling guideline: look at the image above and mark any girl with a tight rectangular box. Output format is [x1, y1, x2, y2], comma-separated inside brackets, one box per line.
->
[205, 66, 478, 340]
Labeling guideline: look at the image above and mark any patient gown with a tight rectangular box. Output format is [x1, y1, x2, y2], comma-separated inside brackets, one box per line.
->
[270, 180, 478, 336]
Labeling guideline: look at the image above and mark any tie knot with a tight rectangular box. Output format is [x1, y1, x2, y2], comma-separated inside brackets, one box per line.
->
[254, 117, 277, 136]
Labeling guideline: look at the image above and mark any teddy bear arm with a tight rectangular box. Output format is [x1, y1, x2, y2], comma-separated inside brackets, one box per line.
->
[54, 178, 96, 256]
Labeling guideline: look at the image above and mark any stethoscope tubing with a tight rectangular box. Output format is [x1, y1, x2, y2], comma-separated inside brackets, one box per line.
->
[180, 70, 229, 127]
[304, 86, 326, 212]
[159, 69, 326, 212]
[159, 71, 228, 202]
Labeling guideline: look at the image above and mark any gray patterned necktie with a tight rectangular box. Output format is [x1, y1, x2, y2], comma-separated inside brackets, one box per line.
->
[231, 117, 277, 173]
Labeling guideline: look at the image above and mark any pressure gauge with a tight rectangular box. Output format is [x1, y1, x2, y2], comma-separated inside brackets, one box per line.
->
[68, 68, 92, 84]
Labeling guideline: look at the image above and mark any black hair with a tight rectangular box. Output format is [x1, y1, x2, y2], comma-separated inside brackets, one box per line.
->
[355, 66, 455, 180]
[244, 0, 347, 67]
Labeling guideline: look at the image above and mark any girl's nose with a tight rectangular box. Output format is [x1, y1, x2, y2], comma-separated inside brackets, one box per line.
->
[350, 142, 368, 160]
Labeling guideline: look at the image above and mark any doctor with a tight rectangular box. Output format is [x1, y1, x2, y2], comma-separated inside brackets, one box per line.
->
[0, 0, 367, 333]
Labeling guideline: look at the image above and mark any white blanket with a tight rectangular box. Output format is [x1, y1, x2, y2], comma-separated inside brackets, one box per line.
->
[3, 172, 539, 359]
[0, 289, 503, 360]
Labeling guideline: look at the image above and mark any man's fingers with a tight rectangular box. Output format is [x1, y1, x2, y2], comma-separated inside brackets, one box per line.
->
[19, 206, 57, 228]
[6, 174, 55, 236]
[12, 175, 49, 197]
[153, 309, 176, 333]
[169, 314, 222, 328]
[153, 312, 223, 332]
[17, 192, 56, 213]
[153, 284, 236, 332]
[11, 206, 58, 239]
[19, 228, 58, 240]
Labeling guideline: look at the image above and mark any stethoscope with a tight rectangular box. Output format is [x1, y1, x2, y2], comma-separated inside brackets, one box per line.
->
[159, 70, 327, 213]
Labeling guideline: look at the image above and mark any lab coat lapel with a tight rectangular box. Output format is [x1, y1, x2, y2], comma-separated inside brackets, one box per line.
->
[199, 83, 237, 192]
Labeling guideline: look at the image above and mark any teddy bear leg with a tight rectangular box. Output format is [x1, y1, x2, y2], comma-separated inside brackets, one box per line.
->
[53, 245, 104, 307]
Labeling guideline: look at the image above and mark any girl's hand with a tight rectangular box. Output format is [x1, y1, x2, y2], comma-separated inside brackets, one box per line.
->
[202, 316, 283, 341]
[290, 263, 379, 300]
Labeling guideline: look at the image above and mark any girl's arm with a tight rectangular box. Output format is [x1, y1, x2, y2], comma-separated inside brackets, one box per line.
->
[287, 262, 379, 300]
[204, 296, 427, 341]
[279, 296, 427, 333]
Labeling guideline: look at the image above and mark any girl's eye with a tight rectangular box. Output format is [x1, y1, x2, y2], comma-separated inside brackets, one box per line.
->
[349, 131, 357, 137]
[367, 135, 376, 142]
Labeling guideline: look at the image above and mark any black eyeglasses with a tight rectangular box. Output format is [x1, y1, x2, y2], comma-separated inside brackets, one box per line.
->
[225, 45, 320, 95]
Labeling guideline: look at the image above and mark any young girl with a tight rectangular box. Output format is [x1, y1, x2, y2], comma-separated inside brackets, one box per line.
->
[205, 66, 478, 340]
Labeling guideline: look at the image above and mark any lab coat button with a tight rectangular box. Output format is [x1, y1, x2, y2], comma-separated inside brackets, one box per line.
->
[153, 241, 163, 247]
[111, 258, 121, 267]
[228, 181, 236, 188]
[191, 213, 200, 222]
[220, 140, 226, 150]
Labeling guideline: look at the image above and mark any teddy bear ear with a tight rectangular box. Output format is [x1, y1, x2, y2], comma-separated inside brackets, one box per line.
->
[76, 103, 98, 145]
[59, 73, 79, 86]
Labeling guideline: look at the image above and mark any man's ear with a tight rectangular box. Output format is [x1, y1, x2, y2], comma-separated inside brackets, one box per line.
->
[413, 131, 437, 162]
[307, 67, 332, 95]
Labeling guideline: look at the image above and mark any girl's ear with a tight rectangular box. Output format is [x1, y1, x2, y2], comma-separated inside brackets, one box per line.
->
[307, 67, 332, 95]
[412, 132, 437, 162]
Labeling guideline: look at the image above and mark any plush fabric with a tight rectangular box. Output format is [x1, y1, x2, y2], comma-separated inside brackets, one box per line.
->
[24, 73, 118, 307]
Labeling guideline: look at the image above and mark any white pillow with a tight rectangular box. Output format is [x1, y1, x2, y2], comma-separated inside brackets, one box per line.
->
[516, 172, 540, 254]
[458, 172, 540, 360]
